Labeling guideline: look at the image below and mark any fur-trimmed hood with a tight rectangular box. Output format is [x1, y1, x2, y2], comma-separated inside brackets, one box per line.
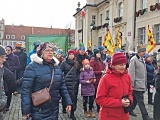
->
[30, 53, 59, 66]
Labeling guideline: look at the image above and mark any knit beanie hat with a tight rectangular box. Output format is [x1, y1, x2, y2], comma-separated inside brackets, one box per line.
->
[82, 58, 90, 66]
[0, 45, 6, 56]
[93, 49, 100, 56]
[37, 42, 54, 57]
[137, 45, 146, 53]
[6, 45, 13, 51]
[56, 49, 63, 55]
[15, 42, 22, 50]
[111, 52, 127, 66]
[144, 53, 149, 59]
[33, 41, 41, 49]
[99, 46, 105, 51]
[67, 49, 75, 56]
[79, 46, 85, 51]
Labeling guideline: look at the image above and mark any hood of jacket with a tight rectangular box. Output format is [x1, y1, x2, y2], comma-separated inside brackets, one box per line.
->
[30, 53, 59, 66]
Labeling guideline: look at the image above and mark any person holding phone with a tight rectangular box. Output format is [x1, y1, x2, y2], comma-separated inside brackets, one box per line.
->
[96, 52, 133, 120]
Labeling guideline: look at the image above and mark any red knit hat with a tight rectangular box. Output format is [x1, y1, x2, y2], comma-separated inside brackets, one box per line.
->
[67, 49, 75, 56]
[111, 52, 127, 65]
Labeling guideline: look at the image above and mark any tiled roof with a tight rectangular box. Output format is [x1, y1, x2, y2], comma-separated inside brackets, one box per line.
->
[4, 25, 75, 41]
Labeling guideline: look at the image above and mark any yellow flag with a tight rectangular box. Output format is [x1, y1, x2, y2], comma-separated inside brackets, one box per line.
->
[147, 25, 156, 53]
[103, 29, 115, 55]
[87, 38, 92, 48]
[117, 28, 122, 49]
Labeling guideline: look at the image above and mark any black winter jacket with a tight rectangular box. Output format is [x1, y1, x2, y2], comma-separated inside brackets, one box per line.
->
[3, 66, 17, 93]
[60, 59, 79, 111]
[21, 55, 72, 120]
[154, 69, 160, 120]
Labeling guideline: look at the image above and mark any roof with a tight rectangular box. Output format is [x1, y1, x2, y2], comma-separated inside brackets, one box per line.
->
[4, 25, 75, 41]
[73, 0, 109, 17]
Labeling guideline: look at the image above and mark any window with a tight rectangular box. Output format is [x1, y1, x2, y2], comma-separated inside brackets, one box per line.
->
[4, 41, 7, 46]
[92, 15, 96, 24]
[98, 37, 102, 46]
[0, 33, 1, 39]
[138, 27, 146, 44]
[142, 0, 147, 9]
[155, 24, 160, 44]
[100, 14, 103, 26]
[9, 42, 12, 46]
[11, 35, 15, 39]
[158, 0, 160, 3]
[6, 35, 10, 39]
[13, 42, 17, 47]
[118, 2, 123, 17]
[21, 35, 25, 40]
[106, 10, 109, 19]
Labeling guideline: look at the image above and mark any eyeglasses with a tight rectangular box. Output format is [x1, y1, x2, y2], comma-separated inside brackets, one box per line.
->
[44, 49, 54, 53]
[0, 56, 7, 59]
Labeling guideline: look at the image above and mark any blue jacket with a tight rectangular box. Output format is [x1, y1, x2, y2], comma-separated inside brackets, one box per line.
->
[146, 61, 155, 84]
[21, 54, 72, 120]
[27, 49, 36, 65]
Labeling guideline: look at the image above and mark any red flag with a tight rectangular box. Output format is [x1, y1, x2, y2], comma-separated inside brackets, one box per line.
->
[81, 9, 85, 17]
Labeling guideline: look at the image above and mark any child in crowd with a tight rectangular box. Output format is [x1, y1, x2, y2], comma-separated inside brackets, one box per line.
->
[79, 59, 96, 118]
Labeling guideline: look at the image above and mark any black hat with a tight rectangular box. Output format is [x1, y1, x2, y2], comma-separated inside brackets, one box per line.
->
[0, 45, 6, 56]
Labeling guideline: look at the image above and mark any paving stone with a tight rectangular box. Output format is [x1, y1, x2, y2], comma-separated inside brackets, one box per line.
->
[4, 91, 154, 120]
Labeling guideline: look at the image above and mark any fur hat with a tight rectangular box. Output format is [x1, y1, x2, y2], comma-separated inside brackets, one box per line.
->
[0, 45, 6, 56]
[37, 42, 54, 57]
[67, 49, 75, 56]
[137, 45, 146, 53]
[82, 58, 90, 66]
[111, 52, 127, 66]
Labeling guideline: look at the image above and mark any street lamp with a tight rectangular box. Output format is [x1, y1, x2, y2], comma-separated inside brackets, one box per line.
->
[90, 22, 95, 45]
[105, 17, 110, 29]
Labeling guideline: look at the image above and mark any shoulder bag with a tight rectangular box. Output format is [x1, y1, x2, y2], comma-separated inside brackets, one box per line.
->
[31, 69, 54, 106]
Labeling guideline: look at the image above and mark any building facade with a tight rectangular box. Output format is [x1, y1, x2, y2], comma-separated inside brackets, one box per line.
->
[1, 21, 75, 49]
[0, 19, 5, 45]
[74, 0, 160, 52]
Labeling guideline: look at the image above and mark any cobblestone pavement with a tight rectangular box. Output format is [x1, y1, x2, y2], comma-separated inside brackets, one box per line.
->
[4, 92, 154, 120]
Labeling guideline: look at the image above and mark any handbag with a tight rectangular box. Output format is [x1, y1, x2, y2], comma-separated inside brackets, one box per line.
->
[31, 69, 54, 106]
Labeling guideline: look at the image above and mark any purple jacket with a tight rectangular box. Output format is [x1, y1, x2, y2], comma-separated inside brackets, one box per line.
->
[79, 68, 95, 96]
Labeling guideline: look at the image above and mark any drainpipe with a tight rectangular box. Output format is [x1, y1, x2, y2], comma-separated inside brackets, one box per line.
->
[133, 0, 137, 51]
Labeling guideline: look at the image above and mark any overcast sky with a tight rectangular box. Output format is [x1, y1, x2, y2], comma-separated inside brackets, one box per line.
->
[0, 0, 86, 29]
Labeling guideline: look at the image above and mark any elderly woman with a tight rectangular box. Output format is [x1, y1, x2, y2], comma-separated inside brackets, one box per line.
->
[96, 52, 133, 120]
[21, 42, 72, 120]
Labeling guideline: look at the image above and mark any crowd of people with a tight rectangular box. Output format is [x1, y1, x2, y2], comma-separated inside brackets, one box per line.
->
[0, 42, 160, 120]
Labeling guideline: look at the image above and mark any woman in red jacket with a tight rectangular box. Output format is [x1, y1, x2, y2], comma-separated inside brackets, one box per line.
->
[90, 49, 105, 112]
[96, 52, 133, 120]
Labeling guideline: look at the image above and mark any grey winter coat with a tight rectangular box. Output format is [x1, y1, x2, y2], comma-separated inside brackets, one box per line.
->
[0, 67, 7, 111]
[128, 54, 147, 91]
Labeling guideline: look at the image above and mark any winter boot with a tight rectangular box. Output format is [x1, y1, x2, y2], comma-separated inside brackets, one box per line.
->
[84, 111, 90, 117]
[89, 110, 95, 118]
[70, 111, 76, 120]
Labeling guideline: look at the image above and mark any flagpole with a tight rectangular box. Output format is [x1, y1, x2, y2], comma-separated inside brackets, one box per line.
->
[82, 18, 83, 43]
